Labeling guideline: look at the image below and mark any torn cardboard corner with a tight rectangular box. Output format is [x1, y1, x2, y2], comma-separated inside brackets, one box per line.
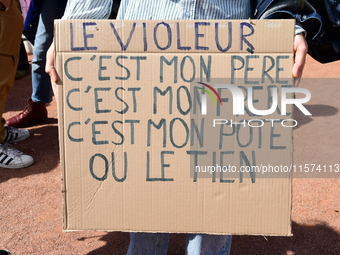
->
[55, 19, 295, 236]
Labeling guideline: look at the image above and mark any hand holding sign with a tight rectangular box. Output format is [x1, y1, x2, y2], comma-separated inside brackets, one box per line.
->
[46, 42, 58, 83]
[293, 33, 308, 86]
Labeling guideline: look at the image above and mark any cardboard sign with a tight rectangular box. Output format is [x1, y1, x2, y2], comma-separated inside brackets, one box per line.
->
[55, 19, 294, 235]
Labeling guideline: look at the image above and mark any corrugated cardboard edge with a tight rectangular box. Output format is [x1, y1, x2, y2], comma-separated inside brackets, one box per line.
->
[54, 24, 68, 229]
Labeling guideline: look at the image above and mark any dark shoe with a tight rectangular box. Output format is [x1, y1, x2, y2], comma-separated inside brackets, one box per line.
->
[15, 68, 30, 80]
[0, 249, 11, 255]
[6, 98, 48, 128]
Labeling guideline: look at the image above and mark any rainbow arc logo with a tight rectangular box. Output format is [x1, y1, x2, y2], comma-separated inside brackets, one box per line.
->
[196, 82, 223, 115]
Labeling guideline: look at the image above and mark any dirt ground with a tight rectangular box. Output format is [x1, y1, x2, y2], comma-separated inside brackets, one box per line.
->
[1, 55, 340, 255]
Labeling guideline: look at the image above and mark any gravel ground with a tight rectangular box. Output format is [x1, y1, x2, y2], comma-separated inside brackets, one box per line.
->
[0, 55, 339, 255]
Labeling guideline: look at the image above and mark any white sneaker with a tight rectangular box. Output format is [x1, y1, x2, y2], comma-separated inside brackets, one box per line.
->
[3, 125, 30, 143]
[0, 143, 34, 169]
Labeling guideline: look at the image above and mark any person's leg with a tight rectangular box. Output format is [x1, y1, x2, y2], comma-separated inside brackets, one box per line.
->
[31, 0, 58, 103]
[6, 0, 59, 127]
[15, 39, 30, 80]
[0, 0, 23, 140]
[127, 233, 170, 255]
[0, 0, 34, 169]
[185, 234, 232, 255]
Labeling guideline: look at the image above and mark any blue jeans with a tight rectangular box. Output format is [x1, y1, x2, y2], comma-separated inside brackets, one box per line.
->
[127, 233, 232, 255]
[31, 0, 59, 103]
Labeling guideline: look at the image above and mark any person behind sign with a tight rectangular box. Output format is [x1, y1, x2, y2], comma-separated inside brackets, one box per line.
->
[0, 0, 34, 169]
[45, 0, 322, 254]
